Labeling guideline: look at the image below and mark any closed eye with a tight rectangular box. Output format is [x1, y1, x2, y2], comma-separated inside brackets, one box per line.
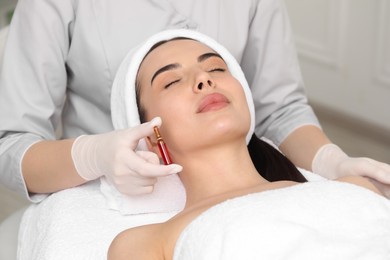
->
[164, 79, 181, 89]
[209, 68, 226, 72]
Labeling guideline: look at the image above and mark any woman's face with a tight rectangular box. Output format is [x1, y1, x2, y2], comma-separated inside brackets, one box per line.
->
[137, 39, 250, 156]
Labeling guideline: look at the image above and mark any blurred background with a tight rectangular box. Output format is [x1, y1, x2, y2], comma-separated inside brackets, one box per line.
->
[285, 0, 390, 164]
[0, 0, 389, 222]
[0, 0, 14, 28]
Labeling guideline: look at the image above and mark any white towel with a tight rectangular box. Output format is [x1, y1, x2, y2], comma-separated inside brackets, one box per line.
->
[16, 169, 321, 259]
[17, 170, 320, 259]
[105, 28, 256, 215]
[173, 181, 390, 260]
[17, 180, 178, 259]
[100, 174, 186, 214]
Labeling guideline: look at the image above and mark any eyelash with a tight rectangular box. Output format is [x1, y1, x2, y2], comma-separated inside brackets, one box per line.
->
[163, 68, 226, 89]
[164, 79, 180, 89]
[209, 68, 226, 73]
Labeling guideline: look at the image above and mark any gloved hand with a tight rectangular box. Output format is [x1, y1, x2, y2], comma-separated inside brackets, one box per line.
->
[71, 117, 182, 195]
[312, 143, 390, 187]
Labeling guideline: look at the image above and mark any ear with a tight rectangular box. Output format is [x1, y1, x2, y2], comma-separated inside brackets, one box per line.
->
[146, 136, 163, 160]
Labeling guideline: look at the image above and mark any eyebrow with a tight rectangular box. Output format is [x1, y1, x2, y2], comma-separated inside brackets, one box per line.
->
[150, 52, 225, 85]
[151, 63, 180, 85]
[197, 52, 224, 63]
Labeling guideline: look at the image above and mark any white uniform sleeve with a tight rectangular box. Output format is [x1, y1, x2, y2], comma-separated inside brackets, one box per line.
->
[0, 0, 74, 201]
[241, 0, 321, 146]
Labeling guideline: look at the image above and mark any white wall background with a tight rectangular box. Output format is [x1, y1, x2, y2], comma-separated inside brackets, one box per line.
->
[285, 0, 390, 131]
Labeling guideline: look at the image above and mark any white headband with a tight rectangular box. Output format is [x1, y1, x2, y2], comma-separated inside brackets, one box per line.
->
[111, 29, 255, 145]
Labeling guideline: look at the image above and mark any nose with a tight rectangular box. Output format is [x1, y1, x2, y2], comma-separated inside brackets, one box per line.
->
[197, 80, 213, 90]
[193, 72, 215, 93]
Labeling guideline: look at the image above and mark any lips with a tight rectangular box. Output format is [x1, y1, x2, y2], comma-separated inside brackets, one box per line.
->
[197, 93, 230, 113]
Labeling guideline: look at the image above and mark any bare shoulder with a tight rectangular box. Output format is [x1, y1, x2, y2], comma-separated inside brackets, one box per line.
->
[108, 223, 165, 260]
[336, 175, 384, 196]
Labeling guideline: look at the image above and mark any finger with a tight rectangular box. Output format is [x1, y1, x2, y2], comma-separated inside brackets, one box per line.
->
[353, 158, 390, 184]
[124, 175, 158, 187]
[365, 159, 390, 184]
[136, 150, 160, 165]
[114, 176, 158, 194]
[367, 178, 390, 199]
[120, 185, 155, 196]
[140, 163, 183, 177]
[149, 116, 162, 128]
[124, 117, 162, 144]
[127, 153, 183, 177]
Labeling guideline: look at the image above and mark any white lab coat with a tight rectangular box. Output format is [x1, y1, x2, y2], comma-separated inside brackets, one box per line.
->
[0, 0, 319, 201]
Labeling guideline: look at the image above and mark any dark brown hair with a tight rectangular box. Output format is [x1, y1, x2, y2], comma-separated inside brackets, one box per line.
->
[248, 135, 307, 182]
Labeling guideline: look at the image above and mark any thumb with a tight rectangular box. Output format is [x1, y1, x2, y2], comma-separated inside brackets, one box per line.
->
[124, 117, 162, 145]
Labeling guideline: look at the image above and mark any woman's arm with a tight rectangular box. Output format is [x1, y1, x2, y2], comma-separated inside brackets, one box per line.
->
[22, 139, 86, 194]
[0, 0, 75, 200]
[279, 125, 331, 171]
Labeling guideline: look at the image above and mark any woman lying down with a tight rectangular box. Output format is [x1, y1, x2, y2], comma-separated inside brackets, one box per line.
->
[108, 29, 390, 259]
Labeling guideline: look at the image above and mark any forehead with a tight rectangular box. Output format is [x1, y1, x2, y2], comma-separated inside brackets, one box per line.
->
[139, 39, 216, 71]
[150, 39, 214, 59]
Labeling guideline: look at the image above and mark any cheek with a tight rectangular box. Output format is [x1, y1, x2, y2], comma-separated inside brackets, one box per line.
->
[155, 93, 195, 149]
[160, 98, 192, 135]
[238, 92, 251, 130]
[226, 78, 252, 129]
[142, 90, 191, 137]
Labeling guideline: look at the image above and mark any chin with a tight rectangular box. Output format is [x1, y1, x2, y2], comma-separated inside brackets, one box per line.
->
[168, 113, 250, 151]
[217, 111, 249, 130]
[209, 118, 248, 141]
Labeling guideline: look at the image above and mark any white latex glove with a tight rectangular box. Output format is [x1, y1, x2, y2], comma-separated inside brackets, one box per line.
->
[312, 143, 390, 190]
[71, 117, 182, 195]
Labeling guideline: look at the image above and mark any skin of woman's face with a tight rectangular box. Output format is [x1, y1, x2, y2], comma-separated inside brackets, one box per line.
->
[137, 39, 250, 158]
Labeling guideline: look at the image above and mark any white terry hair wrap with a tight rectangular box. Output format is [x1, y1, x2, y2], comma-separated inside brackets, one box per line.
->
[111, 28, 255, 145]
[104, 29, 256, 215]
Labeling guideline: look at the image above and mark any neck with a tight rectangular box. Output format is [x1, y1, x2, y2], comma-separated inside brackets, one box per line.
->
[174, 139, 267, 207]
